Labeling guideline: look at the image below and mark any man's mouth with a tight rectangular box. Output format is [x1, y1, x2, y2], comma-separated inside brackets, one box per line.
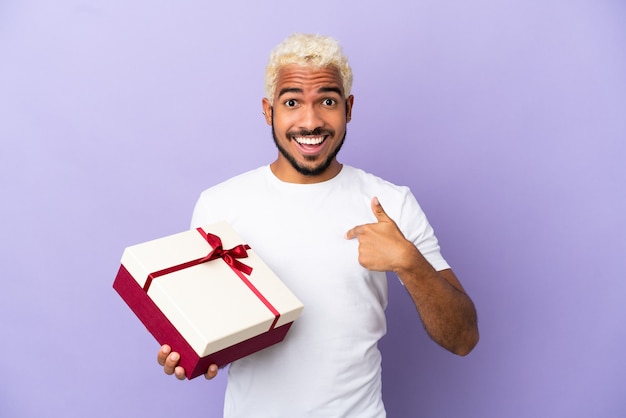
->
[294, 136, 326, 146]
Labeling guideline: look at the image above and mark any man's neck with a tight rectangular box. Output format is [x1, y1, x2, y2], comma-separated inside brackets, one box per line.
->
[269, 158, 343, 184]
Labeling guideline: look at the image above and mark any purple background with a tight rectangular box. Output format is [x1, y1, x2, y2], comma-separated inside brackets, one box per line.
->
[1, 1, 624, 417]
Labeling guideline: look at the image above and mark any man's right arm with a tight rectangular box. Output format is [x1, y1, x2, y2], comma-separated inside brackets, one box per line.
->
[157, 345, 219, 380]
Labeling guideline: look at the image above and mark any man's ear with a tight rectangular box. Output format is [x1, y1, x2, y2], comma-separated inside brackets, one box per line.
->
[346, 95, 354, 122]
[262, 98, 273, 126]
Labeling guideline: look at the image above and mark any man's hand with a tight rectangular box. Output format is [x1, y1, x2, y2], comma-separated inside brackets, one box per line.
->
[345, 197, 418, 273]
[347, 199, 479, 355]
[157, 345, 219, 380]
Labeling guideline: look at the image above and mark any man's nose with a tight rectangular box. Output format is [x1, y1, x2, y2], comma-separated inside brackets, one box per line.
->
[299, 105, 324, 130]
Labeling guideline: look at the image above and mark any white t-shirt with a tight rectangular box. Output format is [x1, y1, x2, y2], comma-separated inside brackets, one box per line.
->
[191, 165, 449, 418]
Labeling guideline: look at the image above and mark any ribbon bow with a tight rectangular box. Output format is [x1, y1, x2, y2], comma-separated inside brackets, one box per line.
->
[196, 229, 253, 276]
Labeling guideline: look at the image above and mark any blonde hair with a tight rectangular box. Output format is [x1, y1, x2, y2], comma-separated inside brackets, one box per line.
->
[264, 33, 353, 103]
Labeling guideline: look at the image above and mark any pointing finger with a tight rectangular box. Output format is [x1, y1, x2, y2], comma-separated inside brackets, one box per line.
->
[345, 225, 361, 240]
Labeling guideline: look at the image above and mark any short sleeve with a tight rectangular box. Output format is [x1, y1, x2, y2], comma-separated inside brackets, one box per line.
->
[398, 190, 450, 272]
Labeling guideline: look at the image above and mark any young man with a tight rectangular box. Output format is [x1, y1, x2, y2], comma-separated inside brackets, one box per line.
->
[158, 33, 478, 417]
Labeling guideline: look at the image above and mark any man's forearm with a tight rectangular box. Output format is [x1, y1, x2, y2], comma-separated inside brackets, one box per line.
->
[395, 246, 479, 355]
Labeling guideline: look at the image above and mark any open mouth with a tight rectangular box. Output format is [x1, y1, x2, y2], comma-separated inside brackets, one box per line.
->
[294, 136, 326, 146]
[287, 128, 335, 156]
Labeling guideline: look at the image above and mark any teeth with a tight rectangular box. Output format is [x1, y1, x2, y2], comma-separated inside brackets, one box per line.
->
[294, 136, 324, 145]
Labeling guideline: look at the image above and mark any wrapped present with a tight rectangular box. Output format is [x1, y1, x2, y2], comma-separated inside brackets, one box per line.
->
[113, 221, 304, 379]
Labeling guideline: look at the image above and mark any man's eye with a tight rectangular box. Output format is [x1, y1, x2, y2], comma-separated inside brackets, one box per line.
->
[285, 99, 297, 107]
[323, 98, 337, 106]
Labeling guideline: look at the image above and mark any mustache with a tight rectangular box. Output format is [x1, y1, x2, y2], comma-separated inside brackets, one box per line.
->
[287, 127, 335, 137]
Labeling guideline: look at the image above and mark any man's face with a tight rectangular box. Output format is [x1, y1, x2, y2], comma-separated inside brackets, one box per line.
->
[262, 64, 354, 183]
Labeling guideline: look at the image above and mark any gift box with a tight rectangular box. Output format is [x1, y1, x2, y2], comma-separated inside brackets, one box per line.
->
[113, 221, 304, 379]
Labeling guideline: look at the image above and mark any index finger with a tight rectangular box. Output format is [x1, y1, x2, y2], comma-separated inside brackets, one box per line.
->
[345, 225, 362, 240]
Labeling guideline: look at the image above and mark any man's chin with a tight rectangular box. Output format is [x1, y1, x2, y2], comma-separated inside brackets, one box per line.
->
[294, 162, 330, 177]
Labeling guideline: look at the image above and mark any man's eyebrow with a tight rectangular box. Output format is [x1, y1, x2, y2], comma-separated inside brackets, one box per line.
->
[318, 87, 343, 96]
[277, 87, 303, 98]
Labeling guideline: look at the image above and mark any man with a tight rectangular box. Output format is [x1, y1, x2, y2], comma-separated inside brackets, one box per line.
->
[158, 33, 478, 417]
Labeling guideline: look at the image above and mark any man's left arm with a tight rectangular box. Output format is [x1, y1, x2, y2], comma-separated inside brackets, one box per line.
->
[345, 197, 479, 356]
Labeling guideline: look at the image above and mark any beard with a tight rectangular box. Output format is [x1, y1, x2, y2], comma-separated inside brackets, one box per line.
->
[271, 114, 346, 177]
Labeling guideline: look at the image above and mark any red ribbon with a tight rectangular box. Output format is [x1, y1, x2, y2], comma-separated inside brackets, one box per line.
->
[195, 228, 253, 276]
[143, 228, 280, 330]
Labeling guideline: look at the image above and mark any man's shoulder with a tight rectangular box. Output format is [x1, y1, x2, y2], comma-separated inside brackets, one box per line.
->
[342, 165, 410, 194]
[191, 166, 270, 226]
[199, 166, 269, 197]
